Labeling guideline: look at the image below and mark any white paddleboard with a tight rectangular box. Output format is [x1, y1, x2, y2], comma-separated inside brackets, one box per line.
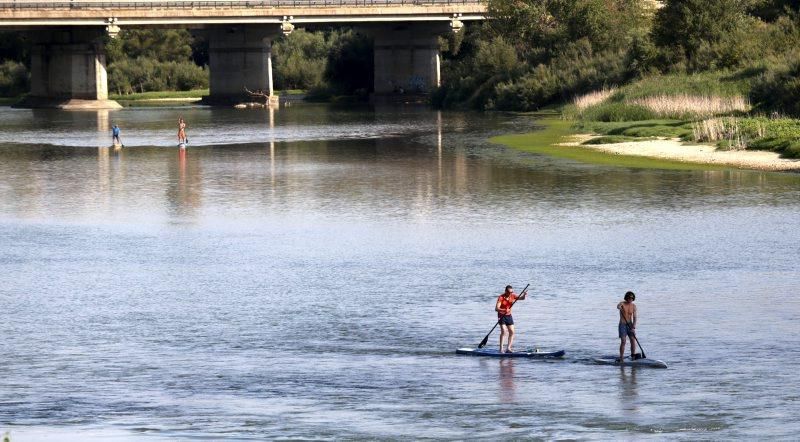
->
[456, 347, 565, 359]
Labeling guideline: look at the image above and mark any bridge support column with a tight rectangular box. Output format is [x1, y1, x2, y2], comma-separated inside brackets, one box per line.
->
[202, 25, 280, 106]
[371, 24, 444, 95]
[18, 28, 121, 110]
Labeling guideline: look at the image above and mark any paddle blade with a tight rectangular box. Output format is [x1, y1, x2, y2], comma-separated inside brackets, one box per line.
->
[477, 335, 489, 349]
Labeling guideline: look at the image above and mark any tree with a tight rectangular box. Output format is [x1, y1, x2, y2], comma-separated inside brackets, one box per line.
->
[652, 0, 750, 65]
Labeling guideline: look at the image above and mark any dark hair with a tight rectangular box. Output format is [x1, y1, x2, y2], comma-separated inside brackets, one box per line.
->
[505, 285, 513, 290]
[624, 291, 636, 301]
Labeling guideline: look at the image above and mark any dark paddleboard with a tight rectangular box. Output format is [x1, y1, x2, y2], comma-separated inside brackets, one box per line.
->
[593, 355, 668, 368]
[456, 347, 565, 358]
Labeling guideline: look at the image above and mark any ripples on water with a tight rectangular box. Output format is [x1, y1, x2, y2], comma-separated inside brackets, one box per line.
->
[0, 105, 799, 440]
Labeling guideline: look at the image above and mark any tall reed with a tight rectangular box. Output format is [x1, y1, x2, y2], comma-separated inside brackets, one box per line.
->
[691, 117, 767, 150]
[630, 94, 750, 119]
[573, 87, 617, 111]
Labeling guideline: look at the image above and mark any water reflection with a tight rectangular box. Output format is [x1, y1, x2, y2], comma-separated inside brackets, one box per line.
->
[499, 359, 516, 403]
[166, 148, 202, 219]
[618, 367, 639, 413]
[0, 105, 798, 225]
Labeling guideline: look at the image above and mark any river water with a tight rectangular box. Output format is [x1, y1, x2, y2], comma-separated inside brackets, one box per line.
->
[0, 104, 798, 440]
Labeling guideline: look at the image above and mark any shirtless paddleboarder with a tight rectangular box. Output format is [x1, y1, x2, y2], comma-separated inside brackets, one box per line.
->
[617, 291, 639, 363]
[178, 116, 188, 146]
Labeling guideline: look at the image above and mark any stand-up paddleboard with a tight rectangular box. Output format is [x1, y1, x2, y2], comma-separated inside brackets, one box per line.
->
[178, 142, 186, 149]
[593, 355, 667, 368]
[457, 347, 565, 359]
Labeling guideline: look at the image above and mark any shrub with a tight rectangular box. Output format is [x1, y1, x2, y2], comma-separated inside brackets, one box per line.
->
[750, 53, 800, 116]
[748, 137, 800, 158]
[0, 60, 29, 96]
[272, 29, 328, 90]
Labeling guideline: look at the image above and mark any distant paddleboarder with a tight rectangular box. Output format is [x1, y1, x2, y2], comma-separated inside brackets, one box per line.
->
[617, 291, 639, 363]
[495, 285, 527, 353]
[112, 124, 122, 147]
[178, 116, 188, 146]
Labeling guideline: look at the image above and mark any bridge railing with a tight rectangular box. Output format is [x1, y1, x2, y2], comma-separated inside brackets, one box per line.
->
[0, 0, 481, 8]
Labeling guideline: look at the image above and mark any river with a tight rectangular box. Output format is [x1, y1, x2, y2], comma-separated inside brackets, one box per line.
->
[1, 104, 798, 440]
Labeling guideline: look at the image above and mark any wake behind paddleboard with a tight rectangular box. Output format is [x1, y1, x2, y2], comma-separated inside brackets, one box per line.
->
[593, 355, 668, 368]
[456, 347, 565, 359]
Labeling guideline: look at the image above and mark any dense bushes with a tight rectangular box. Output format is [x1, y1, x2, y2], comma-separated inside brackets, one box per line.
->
[272, 29, 328, 90]
[108, 59, 208, 94]
[436, 0, 800, 117]
[436, 0, 650, 110]
[272, 28, 373, 95]
[105, 29, 208, 94]
[750, 52, 800, 116]
[493, 44, 631, 111]
[0, 60, 29, 97]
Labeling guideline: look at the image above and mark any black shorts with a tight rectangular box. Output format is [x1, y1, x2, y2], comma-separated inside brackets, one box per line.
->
[498, 315, 514, 326]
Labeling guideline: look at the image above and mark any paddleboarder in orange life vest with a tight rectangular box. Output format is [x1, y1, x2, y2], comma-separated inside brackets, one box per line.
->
[495, 285, 527, 353]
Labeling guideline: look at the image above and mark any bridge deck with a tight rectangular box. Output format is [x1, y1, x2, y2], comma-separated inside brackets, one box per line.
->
[0, 0, 486, 26]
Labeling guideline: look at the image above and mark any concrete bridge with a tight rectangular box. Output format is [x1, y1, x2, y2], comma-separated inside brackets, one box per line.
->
[0, 0, 486, 108]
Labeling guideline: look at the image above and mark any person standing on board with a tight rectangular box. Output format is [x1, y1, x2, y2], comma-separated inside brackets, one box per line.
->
[495, 285, 527, 353]
[112, 124, 121, 146]
[617, 291, 639, 363]
[178, 116, 188, 145]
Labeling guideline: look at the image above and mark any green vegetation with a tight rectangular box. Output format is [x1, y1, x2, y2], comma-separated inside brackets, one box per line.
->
[573, 120, 695, 140]
[105, 29, 208, 95]
[272, 28, 372, 98]
[442, 0, 800, 165]
[581, 135, 656, 145]
[491, 119, 720, 170]
[436, 0, 800, 118]
[108, 89, 208, 101]
[0, 60, 28, 97]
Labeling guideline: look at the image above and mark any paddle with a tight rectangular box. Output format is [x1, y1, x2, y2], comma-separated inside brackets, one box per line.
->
[477, 283, 530, 349]
[624, 318, 646, 359]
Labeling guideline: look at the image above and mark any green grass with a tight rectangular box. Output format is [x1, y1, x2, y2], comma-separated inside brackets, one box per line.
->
[574, 119, 695, 139]
[581, 135, 657, 145]
[109, 89, 208, 101]
[612, 71, 752, 101]
[491, 118, 723, 170]
[0, 96, 20, 105]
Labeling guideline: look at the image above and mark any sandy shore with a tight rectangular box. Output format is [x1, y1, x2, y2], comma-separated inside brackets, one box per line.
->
[563, 135, 800, 172]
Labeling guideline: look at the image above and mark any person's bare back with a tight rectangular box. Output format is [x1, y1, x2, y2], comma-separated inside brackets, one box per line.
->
[618, 301, 636, 325]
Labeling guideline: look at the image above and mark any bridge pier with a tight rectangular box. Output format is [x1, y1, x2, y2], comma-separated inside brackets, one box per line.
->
[17, 28, 121, 110]
[201, 25, 280, 106]
[371, 24, 445, 95]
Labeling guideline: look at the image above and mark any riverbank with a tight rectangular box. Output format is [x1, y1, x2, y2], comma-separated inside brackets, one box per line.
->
[493, 118, 800, 172]
[564, 134, 800, 172]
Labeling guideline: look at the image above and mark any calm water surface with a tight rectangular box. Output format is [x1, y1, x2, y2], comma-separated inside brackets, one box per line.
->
[0, 105, 799, 440]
